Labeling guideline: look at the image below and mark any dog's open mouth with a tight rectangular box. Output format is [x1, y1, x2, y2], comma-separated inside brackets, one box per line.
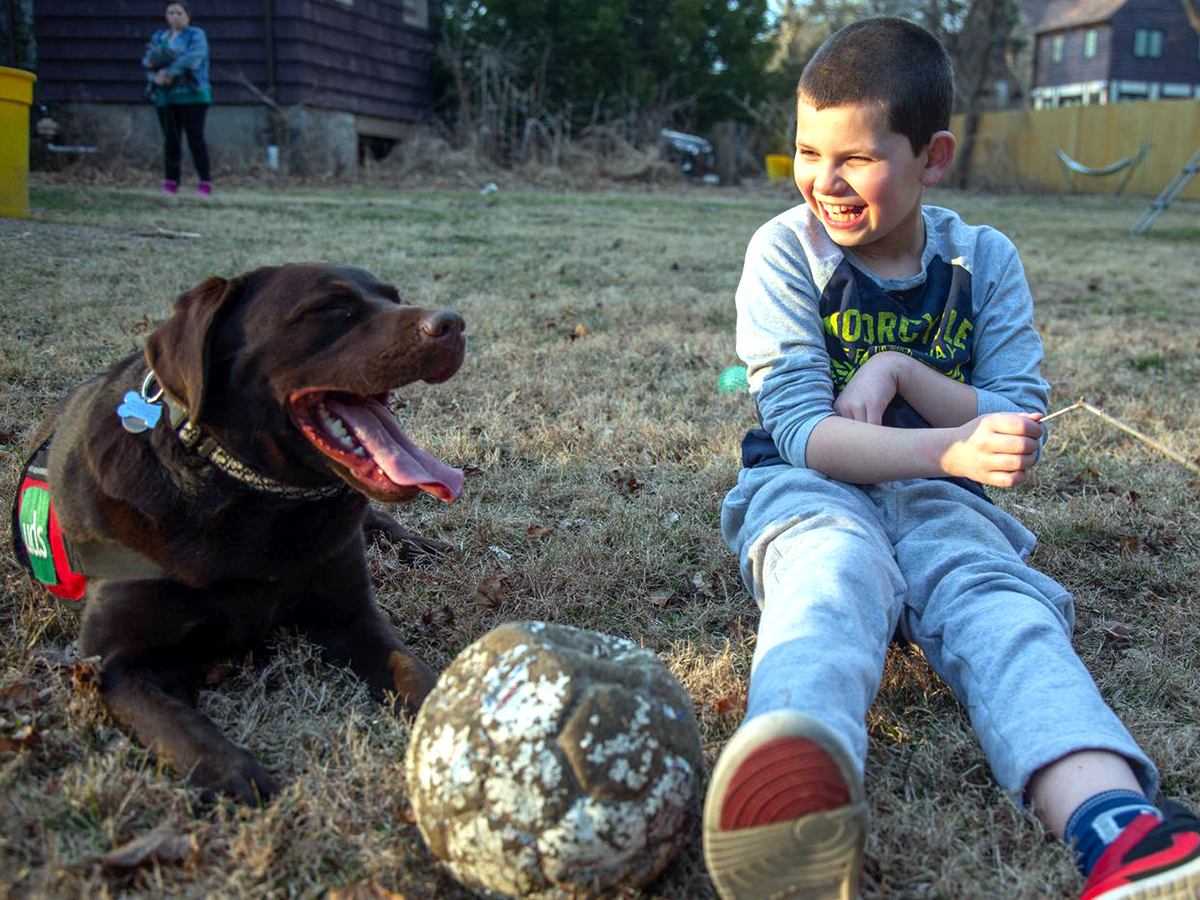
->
[288, 390, 463, 503]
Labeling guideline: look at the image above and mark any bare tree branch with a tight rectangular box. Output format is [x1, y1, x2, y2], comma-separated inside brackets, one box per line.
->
[1182, 0, 1200, 36]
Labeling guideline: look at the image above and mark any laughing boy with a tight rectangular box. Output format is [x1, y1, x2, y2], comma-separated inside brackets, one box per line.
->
[703, 16, 1200, 900]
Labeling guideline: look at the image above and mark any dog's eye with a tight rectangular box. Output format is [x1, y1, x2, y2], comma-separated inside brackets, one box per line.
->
[312, 301, 357, 318]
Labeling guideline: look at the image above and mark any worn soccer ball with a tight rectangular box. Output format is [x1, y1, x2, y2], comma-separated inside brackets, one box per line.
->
[405, 620, 705, 899]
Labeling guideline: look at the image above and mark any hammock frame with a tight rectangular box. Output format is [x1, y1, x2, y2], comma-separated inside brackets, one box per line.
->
[1054, 143, 1151, 195]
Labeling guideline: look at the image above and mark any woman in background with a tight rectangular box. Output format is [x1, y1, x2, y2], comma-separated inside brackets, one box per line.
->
[143, 1, 212, 196]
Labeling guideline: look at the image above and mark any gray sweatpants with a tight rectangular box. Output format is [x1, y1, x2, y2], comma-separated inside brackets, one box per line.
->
[721, 464, 1158, 805]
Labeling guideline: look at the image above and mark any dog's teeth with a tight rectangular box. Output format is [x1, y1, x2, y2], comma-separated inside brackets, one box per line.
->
[353, 447, 367, 458]
[322, 412, 349, 438]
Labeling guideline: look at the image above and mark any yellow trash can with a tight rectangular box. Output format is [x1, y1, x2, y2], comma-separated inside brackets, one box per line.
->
[0, 66, 37, 219]
[765, 154, 793, 185]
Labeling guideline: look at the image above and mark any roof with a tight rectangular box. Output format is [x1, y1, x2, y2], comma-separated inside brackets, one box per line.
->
[1035, 0, 1129, 32]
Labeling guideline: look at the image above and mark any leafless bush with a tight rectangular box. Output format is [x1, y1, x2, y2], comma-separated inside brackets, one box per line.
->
[438, 31, 694, 175]
[30, 105, 156, 175]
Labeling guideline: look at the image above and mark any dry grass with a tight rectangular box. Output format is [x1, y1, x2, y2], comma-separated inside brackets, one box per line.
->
[1, 179, 1198, 899]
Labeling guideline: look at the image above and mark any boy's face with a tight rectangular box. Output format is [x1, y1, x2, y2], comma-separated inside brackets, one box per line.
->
[793, 99, 934, 263]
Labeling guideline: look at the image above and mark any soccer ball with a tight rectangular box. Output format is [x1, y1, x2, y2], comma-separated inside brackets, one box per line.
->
[405, 620, 705, 898]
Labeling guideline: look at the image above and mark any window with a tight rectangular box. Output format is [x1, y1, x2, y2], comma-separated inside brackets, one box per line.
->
[1084, 29, 1098, 58]
[1052, 34, 1065, 62]
[1133, 28, 1163, 58]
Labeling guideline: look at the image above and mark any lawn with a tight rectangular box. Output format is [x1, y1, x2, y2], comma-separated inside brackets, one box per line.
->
[1, 179, 1197, 899]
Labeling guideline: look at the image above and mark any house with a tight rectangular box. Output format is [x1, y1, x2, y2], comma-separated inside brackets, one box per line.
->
[30, 0, 437, 172]
[1028, 0, 1200, 107]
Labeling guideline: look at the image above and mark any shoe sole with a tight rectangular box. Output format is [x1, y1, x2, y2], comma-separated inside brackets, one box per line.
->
[1088, 853, 1200, 899]
[704, 711, 867, 900]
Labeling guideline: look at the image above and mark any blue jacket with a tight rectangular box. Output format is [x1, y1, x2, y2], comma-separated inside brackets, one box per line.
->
[142, 25, 211, 106]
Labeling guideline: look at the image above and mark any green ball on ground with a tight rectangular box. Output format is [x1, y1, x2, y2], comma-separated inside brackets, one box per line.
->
[718, 365, 748, 393]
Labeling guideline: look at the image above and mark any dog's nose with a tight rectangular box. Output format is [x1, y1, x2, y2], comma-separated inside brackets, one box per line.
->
[419, 310, 465, 339]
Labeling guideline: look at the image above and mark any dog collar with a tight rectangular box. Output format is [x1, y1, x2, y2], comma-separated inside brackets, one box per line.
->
[121, 368, 348, 502]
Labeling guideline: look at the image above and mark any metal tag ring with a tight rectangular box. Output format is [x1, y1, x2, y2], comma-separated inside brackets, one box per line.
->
[141, 371, 165, 404]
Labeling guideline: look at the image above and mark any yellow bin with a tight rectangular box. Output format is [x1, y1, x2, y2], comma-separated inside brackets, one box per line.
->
[0, 66, 37, 219]
[765, 154, 792, 185]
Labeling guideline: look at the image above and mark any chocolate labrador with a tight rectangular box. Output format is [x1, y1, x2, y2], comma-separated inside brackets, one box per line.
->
[12, 263, 465, 803]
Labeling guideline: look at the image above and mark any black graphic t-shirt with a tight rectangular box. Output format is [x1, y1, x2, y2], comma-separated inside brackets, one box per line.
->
[822, 255, 974, 430]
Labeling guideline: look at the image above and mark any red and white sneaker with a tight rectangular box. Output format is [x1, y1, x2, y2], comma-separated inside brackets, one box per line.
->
[703, 710, 867, 899]
[1080, 799, 1200, 899]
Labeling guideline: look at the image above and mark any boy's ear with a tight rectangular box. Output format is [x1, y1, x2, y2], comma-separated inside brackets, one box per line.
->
[919, 130, 957, 187]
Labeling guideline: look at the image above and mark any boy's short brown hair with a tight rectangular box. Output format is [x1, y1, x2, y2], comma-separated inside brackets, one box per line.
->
[797, 17, 953, 154]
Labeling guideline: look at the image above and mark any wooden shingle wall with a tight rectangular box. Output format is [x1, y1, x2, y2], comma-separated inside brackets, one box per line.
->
[31, 0, 435, 122]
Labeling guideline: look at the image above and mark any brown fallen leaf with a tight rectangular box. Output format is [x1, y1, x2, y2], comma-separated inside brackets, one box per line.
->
[648, 589, 674, 608]
[526, 524, 554, 539]
[99, 821, 198, 873]
[475, 573, 511, 611]
[71, 658, 101, 695]
[1102, 623, 1135, 649]
[714, 693, 746, 718]
[328, 879, 406, 900]
[611, 469, 645, 494]
[0, 722, 39, 752]
[0, 681, 48, 711]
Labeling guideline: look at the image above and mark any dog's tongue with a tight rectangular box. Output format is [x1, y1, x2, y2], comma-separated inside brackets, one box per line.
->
[326, 397, 463, 502]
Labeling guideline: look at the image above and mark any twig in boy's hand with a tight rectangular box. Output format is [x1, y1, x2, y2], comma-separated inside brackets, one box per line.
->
[1041, 398, 1086, 422]
[1041, 398, 1200, 474]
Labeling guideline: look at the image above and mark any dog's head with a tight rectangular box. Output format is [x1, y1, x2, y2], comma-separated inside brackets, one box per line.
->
[145, 264, 466, 503]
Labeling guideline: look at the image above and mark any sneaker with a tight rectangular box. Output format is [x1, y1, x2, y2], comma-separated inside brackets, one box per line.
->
[161, 179, 179, 195]
[195, 181, 213, 197]
[703, 710, 867, 899]
[1080, 799, 1200, 899]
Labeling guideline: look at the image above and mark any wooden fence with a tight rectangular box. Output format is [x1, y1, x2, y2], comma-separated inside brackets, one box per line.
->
[949, 98, 1200, 201]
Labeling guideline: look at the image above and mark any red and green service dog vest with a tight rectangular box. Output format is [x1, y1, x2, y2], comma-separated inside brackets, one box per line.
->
[12, 441, 87, 601]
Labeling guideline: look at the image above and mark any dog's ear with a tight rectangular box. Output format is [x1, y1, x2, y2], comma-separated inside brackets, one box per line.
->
[145, 275, 247, 423]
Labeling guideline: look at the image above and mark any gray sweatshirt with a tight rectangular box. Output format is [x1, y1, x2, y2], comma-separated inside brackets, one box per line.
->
[736, 203, 1048, 476]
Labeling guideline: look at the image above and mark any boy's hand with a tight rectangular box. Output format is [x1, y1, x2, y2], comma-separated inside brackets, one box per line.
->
[834, 352, 901, 425]
[941, 413, 1044, 487]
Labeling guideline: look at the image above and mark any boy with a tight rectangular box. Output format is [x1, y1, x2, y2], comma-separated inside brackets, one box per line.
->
[703, 17, 1200, 900]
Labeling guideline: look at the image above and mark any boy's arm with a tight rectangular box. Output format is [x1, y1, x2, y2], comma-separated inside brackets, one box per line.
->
[737, 221, 841, 470]
[805, 412, 1043, 487]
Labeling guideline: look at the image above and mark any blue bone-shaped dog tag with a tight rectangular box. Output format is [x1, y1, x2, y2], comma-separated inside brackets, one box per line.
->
[117, 391, 163, 433]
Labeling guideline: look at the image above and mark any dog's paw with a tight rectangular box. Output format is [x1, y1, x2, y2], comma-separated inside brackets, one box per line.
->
[387, 649, 437, 716]
[192, 751, 280, 805]
[363, 510, 451, 566]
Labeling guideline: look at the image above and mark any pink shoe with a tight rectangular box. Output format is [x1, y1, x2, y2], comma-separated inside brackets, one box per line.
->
[196, 181, 213, 197]
[161, 179, 179, 195]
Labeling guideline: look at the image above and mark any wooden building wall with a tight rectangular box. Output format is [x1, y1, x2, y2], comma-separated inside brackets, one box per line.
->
[1109, 0, 1200, 84]
[1033, 25, 1114, 88]
[281, 0, 436, 123]
[31, 0, 436, 123]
